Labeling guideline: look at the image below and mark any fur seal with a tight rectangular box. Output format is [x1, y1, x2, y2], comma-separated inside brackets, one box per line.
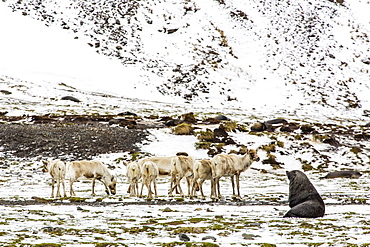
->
[320, 170, 362, 179]
[284, 170, 325, 218]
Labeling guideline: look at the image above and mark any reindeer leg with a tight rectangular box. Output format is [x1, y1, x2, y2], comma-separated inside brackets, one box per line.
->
[211, 177, 218, 199]
[129, 181, 134, 196]
[210, 178, 215, 199]
[176, 176, 184, 197]
[135, 181, 139, 197]
[128, 180, 134, 196]
[131, 182, 136, 197]
[199, 179, 205, 199]
[186, 176, 192, 197]
[168, 175, 177, 196]
[62, 178, 66, 197]
[216, 177, 222, 199]
[91, 178, 96, 196]
[69, 179, 75, 196]
[153, 179, 158, 198]
[139, 179, 145, 197]
[231, 175, 237, 198]
[169, 174, 179, 194]
[51, 178, 55, 198]
[191, 179, 197, 198]
[147, 179, 153, 198]
[127, 184, 131, 194]
[56, 178, 61, 198]
[173, 177, 180, 194]
[236, 173, 241, 199]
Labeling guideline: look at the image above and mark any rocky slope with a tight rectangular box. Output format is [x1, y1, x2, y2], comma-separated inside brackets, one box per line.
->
[3, 0, 370, 110]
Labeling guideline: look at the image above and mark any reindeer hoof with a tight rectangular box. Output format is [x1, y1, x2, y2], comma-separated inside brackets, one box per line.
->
[231, 195, 242, 201]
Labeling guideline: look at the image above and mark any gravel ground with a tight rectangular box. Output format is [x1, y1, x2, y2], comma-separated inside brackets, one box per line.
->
[0, 122, 149, 160]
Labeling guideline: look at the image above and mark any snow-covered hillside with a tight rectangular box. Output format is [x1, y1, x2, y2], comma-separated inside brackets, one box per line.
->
[1, 0, 370, 120]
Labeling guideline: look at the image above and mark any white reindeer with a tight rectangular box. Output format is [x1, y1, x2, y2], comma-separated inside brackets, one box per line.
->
[67, 160, 117, 196]
[42, 159, 67, 198]
[169, 155, 195, 197]
[211, 149, 259, 199]
[126, 161, 141, 197]
[139, 160, 159, 198]
[191, 159, 215, 199]
[138, 156, 179, 195]
[138, 156, 173, 176]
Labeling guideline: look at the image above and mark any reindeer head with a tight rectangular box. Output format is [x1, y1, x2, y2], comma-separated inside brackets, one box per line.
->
[106, 175, 117, 195]
[248, 149, 260, 162]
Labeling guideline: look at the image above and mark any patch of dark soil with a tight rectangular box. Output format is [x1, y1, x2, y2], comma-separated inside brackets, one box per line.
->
[0, 123, 149, 160]
[0, 195, 361, 207]
[0, 198, 285, 207]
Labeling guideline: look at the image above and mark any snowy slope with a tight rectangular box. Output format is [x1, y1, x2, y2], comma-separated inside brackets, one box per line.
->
[1, 0, 369, 121]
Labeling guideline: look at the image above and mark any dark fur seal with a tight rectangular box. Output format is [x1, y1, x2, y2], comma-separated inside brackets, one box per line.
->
[284, 170, 325, 218]
[320, 170, 362, 179]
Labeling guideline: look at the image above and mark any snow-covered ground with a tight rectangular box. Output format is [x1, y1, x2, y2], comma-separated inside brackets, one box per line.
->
[0, 155, 369, 246]
[0, 1, 370, 246]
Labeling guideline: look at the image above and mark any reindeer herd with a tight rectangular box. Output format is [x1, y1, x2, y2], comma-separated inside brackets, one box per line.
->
[42, 148, 260, 200]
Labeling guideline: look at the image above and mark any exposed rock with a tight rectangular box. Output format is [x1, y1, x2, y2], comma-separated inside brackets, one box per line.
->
[250, 122, 267, 132]
[361, 58, 370, 65]
[215, 115, 231, 121]
[165, 28, 179, 34]
[165, 119, 184, 127]
[0, 90, 12, 95]
[323, 135, 340, 147]
[265, 118, 287, 125]
[118, 111, 137, 117]
[61, 96, 81, 102]
[213, 127, 228, 138]
[280, 123, 300, 132]
[354, 133, 370, 141]
[108, 118, 137, 128]
[181, 112, 197, 124]
[202, 236, 217, 241]
[203, 117, 221, 124]
[300, 124, 315, 134]
[242, 233, 259, 240]
[41, 226, 63, 233]
[178, 233, 190, 242]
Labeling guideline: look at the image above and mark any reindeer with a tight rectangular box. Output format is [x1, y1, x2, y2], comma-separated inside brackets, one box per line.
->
[42, 159, 67, 198]
[191, 159, 215, 199]
[211, 149, 259, 199]
[67, 160, 116, 196]
[126, 161, 141, 197]
[139, 161, 159, 198]
[169, 155, 195, 197]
